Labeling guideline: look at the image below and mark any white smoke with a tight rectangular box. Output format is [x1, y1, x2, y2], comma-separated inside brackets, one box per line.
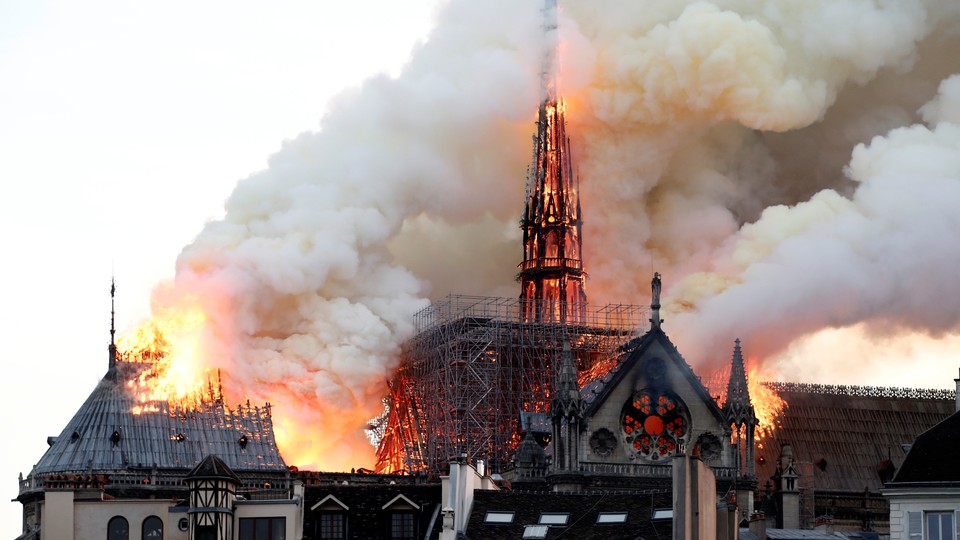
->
[165, 0, 545, 468]
[148, 0, 960, 469]
[555, 0, 960, 383]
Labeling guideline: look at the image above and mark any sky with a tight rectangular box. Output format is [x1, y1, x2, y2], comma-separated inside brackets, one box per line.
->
[0, 0, 443, 534]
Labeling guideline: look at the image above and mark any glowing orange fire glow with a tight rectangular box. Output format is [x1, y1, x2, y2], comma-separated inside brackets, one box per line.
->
[117, 302, 215, 414]
[707, 358, 787, 447]
[747, 363, 786, 446]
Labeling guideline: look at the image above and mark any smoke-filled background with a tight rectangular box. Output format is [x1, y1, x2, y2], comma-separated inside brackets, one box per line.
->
[6, 0, 960, 528]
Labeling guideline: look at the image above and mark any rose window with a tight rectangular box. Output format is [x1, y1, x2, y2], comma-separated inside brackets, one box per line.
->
[621, 389, 690, 461]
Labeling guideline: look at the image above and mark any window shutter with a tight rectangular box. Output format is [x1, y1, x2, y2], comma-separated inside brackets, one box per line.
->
[908, 511, 922, 540]
[955, 510, 960, 540]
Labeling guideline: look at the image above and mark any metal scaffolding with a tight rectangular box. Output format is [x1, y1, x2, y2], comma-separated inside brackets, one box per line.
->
[375, 295, 647, 474]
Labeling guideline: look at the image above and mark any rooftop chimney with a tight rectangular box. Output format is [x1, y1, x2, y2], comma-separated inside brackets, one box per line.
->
[954, 368, 959, 412]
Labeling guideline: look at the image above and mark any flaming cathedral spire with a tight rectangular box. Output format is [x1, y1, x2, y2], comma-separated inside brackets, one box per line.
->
[518, 0, 587, 324]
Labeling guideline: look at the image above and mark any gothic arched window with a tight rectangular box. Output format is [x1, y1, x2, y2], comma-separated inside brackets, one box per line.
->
[621, 388, 690, 461]
[108, 516, 129, 540]
[142, 516, 163, 539]
[545, 230, 559, 259]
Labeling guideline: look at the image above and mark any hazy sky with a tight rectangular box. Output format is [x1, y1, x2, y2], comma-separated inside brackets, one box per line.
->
[0, 0, 443, 534]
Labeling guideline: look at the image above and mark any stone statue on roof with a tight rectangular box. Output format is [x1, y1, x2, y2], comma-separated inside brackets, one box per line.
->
[650, 272, 663, 330]
[651, 272, 662, 307]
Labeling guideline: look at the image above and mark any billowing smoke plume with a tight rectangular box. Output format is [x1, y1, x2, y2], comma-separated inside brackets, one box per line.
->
[146, 0, 960, 469]
[161, 1, 544, 469]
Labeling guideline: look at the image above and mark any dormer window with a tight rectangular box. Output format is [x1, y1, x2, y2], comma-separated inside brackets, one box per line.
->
[382, 494, 419, 540]
[312, 494, 349, 540]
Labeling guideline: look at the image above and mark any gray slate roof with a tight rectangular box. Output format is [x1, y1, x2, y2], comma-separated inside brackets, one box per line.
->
[465, 489, 673, 539]
[31, 361, 286, 475]
[756, 383, 954, 493]
[892, 408, 960, 483]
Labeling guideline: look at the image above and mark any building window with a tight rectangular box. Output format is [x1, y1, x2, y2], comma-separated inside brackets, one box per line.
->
[195, 525, 217, 540]
[927, 512, 955, 540]
[239, 517, 286, 540]
[523, 525, 548, 539]
[389, 512, 415, 540]
[597, 512, 628, 523]
[107, 516, 129, 540]
[484, 511, 515, 523]
[652, 508, 673, 521]
[142, 516, 163, 539]
[318, 512, 346, 539]
[538, 513, 570, 525]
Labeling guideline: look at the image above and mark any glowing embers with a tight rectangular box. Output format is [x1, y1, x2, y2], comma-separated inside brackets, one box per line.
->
[118, 302, 218, 415]
[621, 389, 690, 461]
[748, 366, 786, 441]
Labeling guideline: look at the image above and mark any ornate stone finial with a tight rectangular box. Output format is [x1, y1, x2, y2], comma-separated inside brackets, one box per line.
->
[723, 338, 757, 427]
[553, 339, 583, 418]
[650, 272, 663, 330]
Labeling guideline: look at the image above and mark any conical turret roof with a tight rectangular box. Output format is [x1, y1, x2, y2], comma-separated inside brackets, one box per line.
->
[31, 361, 286, 475]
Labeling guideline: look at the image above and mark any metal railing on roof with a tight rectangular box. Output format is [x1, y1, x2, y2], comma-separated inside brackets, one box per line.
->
[764, 381, 956, 400]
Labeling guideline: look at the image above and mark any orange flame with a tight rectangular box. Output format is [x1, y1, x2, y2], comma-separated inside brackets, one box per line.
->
[117, 301, 215, 414]
[747, 363, 786, 446]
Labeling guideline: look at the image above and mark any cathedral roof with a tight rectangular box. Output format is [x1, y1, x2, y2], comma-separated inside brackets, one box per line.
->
[582, 328, 725, 424]
[756, 383, 954, 493]
[31, 361, 286, 476]
[891, 407, 960, 484]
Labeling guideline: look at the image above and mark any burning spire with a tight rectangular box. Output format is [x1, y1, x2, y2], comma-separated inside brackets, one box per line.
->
[518, 0, 586, 324]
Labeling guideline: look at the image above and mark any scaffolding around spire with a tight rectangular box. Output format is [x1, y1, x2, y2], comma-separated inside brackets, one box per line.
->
[373, 295, 646, 474]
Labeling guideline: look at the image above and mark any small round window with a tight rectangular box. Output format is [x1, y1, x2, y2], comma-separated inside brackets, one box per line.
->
[621, 388, 690, 461]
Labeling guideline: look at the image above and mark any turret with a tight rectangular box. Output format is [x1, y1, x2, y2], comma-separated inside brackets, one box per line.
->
[723, 339, 758, 439]
[723, 339, 759, 515]
[551, 340, 584, 478]
[774, 443, 800, 529]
